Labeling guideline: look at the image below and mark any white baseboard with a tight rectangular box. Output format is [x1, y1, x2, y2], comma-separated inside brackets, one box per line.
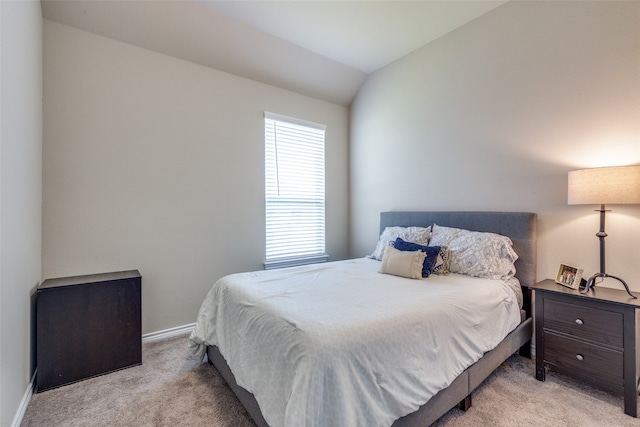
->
[11, 370, 36, 427]
[142, 323, 195, 343]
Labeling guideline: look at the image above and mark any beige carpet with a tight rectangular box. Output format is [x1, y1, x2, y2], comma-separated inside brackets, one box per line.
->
[22, 333, 638, 426]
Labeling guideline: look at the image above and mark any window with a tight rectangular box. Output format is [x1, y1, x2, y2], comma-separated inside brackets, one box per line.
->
[264, 112, 327, 269]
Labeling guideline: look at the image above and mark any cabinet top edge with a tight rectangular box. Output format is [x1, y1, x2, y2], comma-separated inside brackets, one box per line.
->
[531, 279, 640, 308]
[39, 270, 141, 289]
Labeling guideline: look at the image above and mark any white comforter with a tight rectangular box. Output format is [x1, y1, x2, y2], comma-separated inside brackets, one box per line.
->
[189, 258, 521, 427]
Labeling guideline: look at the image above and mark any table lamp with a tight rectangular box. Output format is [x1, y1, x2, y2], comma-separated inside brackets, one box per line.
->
[568, 165, 640, 298]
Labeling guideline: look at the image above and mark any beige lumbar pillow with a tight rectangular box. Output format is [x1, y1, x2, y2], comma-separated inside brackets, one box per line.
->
[379, 246, 426, 280]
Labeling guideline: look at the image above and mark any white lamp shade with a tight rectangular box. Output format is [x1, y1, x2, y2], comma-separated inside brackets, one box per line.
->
[568, 165, 640, 205]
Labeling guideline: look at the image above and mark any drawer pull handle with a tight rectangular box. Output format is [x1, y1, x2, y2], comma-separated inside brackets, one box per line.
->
[575, 319, 584, 325]
[576, 354, 584, 361]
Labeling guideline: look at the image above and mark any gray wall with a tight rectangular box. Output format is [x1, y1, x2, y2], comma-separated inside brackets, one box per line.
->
[350, 1, 640, 290]
[42, 21, 350, 335]
[0, 1, 42, 426]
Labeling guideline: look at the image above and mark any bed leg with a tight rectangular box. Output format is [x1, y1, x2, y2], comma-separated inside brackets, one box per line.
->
[519, 340, 532, 359]
[458, 394, 472, 411]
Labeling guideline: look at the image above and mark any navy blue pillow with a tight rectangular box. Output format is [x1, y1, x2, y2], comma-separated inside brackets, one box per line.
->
[393, 238, 441, 278]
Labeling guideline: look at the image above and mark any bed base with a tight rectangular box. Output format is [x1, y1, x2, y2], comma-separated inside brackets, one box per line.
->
[206, 317, 532, 427]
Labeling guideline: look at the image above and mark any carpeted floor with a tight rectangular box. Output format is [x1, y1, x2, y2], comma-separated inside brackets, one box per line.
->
[22, 333, 638, 426]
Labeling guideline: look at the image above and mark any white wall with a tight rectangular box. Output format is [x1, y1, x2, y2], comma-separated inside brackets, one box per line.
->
[42, 20, 350, 335]
[0, 1, 42, 425]
[350, 1, 640, 291]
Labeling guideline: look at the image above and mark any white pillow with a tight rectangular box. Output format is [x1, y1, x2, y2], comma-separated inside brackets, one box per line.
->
[429, 224, 518, 280]
[379, 246, 426, 279]
[370, 226, 431, 261]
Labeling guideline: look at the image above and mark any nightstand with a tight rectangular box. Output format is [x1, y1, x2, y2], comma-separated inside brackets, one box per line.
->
[531, 279, 640, 417]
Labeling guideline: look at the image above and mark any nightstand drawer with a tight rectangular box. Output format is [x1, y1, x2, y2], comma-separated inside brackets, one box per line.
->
[544, 299, 623, 348]
[544, 331, 623, 393]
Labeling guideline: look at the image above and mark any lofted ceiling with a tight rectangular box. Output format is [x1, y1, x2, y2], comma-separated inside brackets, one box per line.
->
[41, 0, 507, 106]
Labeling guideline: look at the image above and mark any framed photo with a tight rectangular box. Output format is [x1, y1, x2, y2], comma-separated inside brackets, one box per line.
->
[556, 263, 583, 289]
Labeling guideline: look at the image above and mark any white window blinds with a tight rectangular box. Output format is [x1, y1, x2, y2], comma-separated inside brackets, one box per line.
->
[265, 112, 327, 269]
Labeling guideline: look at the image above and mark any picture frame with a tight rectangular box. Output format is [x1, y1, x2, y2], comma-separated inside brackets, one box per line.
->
[556, 263, 583, 289]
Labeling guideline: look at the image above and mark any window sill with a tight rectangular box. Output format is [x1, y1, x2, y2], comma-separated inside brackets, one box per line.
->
[264, 255, 329, 270]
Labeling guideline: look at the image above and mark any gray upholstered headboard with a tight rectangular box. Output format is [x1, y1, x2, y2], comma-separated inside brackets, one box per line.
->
[379, 211, 538, 289]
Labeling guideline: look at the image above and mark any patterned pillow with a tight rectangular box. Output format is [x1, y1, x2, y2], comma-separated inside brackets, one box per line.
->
[392, 238, 441, 277]
[431, 246, 451, 275]
[370, 226, 431, 261]
[429, 224, 518, 280]
[379, 246, 426, 280]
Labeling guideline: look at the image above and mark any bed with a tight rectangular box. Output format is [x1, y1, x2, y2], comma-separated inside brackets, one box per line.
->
[189, 211, 537, 427]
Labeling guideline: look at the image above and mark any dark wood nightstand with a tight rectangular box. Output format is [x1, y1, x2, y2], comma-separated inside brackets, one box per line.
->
[531, 279, 640, 417]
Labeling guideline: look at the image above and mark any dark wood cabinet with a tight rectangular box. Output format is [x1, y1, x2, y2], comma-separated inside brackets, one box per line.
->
[531, 279, 640, 417]
[36, 270, 142, 392]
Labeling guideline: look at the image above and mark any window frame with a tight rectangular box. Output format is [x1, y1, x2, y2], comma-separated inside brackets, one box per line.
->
[264, 112, 328, 269]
